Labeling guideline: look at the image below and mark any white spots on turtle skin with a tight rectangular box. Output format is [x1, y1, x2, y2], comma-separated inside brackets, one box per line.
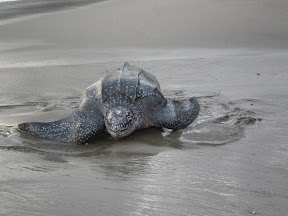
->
[105, 105, 139, 139]
[151, 97, 200, 130]
[84, 80, 102, 99]
[19, 111, 105, 144]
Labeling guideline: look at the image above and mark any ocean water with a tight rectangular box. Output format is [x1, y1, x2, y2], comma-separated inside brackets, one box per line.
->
[0, 0, 104, 20]
[0, 0, 19, 2]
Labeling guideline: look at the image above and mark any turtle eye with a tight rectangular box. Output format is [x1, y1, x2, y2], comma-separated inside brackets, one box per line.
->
[107, 112, 113, 121]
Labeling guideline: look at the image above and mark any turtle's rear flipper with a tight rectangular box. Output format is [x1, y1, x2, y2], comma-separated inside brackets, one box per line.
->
[151, 97, 200, 130]
[18, 111, 105, 144]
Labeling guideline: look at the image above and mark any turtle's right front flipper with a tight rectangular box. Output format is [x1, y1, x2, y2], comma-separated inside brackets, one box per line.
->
[18, 111, 105, 144]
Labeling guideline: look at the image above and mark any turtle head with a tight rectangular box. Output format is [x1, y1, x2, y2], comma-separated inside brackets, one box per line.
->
[105, 106, 137, 139]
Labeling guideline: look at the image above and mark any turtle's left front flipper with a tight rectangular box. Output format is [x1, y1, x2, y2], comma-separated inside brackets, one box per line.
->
[18, 111, 105, 144]
[151, 97, 200, 130]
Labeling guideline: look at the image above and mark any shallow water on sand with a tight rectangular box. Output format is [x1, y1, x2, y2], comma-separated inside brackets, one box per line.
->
[0, 48, 287, 215]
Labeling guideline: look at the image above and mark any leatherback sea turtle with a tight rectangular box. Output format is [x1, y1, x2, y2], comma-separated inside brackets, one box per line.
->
[18, 62, 200, 144]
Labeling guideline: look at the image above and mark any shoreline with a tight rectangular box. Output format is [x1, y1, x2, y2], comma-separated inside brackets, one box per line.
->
[0, 0, 107, 22]
[1, 0, 288, 49]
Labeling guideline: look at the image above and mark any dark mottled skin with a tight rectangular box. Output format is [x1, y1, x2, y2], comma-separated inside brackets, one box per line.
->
[18, 62, 200, 144]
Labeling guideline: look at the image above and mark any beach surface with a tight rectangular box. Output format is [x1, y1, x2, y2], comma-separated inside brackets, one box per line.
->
[0, 0, 288, 215]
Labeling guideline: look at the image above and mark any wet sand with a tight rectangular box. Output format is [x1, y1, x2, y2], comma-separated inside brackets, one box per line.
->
[1, 0, 288, 215]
